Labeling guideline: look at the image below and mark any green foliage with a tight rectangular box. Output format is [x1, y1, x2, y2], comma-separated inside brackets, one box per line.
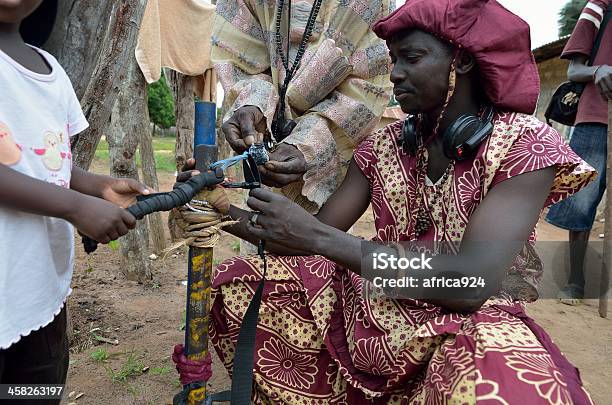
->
[91, 347, 110, 363]
[148, 74, 176, 130]
[230, 240, 241, 252]
[94, 137, 177, 173]
[108, 240, 119, 251]
[126, 384, 140, 397]
[85, 256, 94, 273]
[106, 352, 145, 383]
[150, 366, 172, 376]
[559, 0, 589, 37]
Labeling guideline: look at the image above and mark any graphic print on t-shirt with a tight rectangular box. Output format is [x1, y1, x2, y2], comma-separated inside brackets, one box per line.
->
[32, 131, 70, 172]
[0, 121, 22, 166]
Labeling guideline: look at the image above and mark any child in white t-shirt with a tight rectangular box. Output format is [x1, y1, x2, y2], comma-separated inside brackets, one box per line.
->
[0, 0, 150, 392]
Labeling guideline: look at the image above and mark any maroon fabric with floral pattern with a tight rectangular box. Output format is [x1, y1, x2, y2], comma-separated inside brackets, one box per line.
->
[209, 113, 595, 403]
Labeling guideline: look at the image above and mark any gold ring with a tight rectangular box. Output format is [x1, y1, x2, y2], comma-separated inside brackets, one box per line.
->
[250, 213, 259, 226]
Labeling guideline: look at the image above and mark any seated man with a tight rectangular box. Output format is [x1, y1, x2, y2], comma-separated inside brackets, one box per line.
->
[212, 0, 393, 212]
[203, 0, 595, 402]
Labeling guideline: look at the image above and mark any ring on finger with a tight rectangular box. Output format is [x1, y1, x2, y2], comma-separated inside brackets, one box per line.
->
[250, 213, 260, 226]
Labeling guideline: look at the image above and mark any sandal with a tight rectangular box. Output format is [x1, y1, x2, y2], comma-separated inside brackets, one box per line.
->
[557, 284, 584, 306]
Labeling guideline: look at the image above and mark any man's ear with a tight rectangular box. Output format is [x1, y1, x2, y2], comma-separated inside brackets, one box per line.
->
[456, 50, 476, 75]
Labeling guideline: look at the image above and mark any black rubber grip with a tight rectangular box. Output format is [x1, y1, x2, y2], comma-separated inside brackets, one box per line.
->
[82, 169, 224, 253]
[127, 169, 224, 220]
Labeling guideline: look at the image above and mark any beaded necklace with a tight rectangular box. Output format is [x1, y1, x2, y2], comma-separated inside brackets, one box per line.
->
[413, 147, 456, 238]
[410, 55, 458, 239]
[270, 0, 323, 149]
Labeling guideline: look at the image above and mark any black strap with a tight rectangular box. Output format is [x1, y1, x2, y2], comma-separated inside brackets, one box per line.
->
[588, 7, 611, 66]
[564, 7, 610, 99]
[207, 275, 265, 405]
[207, 274, 265, 405]
[207, 155, 267, 404]
[231, 271, 266, 403]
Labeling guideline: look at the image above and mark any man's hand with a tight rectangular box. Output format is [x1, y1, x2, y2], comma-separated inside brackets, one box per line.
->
[67, 194, 137, 244]
[101, 178, 152, 208]
[245, 188, 320, 251]
[176, 158, 200, 183]
[259, 143, 307, 187]
[221, 106, 267, 153]
[595, 65, 612, 100]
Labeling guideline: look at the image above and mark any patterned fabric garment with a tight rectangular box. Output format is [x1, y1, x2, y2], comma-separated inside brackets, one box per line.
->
[212, 0, 393, 210]
[210, 113, 596, 404]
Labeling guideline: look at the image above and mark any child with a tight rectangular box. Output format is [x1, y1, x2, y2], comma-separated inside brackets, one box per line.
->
[0, 0, 149, 395]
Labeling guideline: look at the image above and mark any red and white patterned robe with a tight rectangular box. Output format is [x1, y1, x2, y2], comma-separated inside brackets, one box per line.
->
[210, 113, 595, 404]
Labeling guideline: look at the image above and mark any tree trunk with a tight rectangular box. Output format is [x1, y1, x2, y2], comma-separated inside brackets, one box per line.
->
[167, 72, 195, 171]
[71, 0, 148, 170]
[107, 57, 152, 283]
[139, 116, 166, 253]
[45, 0, 115, 100]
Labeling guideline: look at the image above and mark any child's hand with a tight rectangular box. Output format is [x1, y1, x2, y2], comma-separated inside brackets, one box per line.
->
[101, 178, 153, 208]
[66, 194, 137, 244]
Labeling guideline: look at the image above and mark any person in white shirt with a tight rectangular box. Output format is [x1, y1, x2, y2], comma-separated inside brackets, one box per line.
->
[0, 0, 150, 396]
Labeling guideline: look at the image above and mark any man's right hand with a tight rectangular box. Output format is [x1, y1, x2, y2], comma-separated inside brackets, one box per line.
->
[66, 194, 136, 244]
[595, 65, 612, 100]
[221, 106, 267, 153]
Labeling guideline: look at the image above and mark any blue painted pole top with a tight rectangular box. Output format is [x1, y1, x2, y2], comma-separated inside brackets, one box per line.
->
[194, 101, 217, 147]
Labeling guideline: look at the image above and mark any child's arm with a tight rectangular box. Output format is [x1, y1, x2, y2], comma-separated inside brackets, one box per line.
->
[70, 166, 151, 208]
[0, 163, 136, 243]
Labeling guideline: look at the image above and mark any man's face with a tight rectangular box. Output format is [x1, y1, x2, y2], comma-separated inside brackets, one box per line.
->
[387, 30, 454, 115]
[0, 0, 42, 24]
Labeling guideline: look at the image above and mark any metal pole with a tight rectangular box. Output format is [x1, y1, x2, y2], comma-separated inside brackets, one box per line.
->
[600, 100, 612, 318]
[176, 101, 218, 404]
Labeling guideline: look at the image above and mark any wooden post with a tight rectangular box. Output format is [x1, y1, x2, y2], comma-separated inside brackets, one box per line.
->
[71, 0, 148, 170]
[45, 0, 115, 100]
[183, 146, 217, 405]
[107, 57, 152, 283]
[171, 148, 217, 405]
[600, 100, 612, 318]
[139, 84, 167, 253]
[167, 72, 195, 172]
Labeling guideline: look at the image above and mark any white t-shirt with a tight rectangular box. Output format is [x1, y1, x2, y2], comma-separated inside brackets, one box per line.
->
[0, 46, 88, 349]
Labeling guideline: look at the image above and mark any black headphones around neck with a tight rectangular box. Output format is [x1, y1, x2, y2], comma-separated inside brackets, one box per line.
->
[401, 105, 495, 161]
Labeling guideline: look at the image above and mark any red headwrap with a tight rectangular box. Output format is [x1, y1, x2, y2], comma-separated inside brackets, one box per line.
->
[373, 0, 540, 114]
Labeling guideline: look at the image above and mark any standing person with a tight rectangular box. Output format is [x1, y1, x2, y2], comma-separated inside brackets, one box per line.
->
[212, 0, 393, 213]
[200, 0, 596, 402]
[546, 0, 612, 305]
[0, 0, 150, 398]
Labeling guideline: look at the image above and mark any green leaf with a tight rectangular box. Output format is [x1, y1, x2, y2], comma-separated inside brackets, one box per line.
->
[147, 73, 176, 130]
[108, 240, 119, 251]
[91, 347, 110, 363]
[150, 366, 171, 375]
[558, 0, 589, 37]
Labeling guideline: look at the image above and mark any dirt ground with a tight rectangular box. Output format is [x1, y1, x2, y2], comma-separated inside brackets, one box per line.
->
[60, 169, 612, 405]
